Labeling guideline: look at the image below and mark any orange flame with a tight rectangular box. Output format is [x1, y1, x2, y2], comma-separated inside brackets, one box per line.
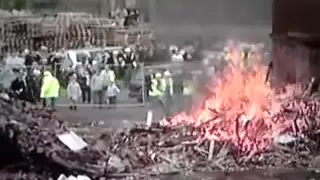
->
[169, 49, 301, 153]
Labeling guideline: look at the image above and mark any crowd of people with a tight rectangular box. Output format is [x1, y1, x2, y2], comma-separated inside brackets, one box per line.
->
[2, 39, 212, 116]
[4, 44, 143, 110]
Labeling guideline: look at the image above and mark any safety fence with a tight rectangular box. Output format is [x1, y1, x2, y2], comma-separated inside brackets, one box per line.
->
[144, 62, 208, 114]
[5, 63, 58, 78]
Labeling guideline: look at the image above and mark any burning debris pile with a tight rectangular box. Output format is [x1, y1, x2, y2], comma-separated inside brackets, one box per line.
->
[1, 62, 320, 179]
[168, 64, 320, 153]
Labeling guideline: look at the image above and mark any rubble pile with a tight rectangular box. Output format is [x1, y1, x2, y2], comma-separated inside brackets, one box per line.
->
[1, 91, 320, 179]
[89, 95, 320, 174]
[0, 95, 108, 179]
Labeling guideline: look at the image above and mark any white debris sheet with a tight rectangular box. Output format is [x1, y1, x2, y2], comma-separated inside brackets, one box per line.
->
[57, 174, 91, 180]
[57, 131, 88, 152]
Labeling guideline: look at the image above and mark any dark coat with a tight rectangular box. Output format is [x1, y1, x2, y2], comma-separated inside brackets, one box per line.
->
[10, 78, 27, 101]
[25, 74, 40, 103]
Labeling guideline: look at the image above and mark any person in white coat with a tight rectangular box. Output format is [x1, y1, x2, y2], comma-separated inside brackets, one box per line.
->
[90, 70, 105, 108]
[106, 82, 120, 108]
[67, 74, 82, 111]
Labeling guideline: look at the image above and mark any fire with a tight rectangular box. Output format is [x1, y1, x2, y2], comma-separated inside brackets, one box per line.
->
[168, 50, 305, 153]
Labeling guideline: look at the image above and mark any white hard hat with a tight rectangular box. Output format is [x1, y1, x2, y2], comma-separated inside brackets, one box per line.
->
[155, 73, 161, 78]
[40, 45, 48, 51]
[124, 47, 131, 53]
[112, 51, 119, 55]
[169, 45, 178, 51]
[179, 50, 186, 55]
[33, 69, 41, 76]
[43, 71, 51, 76]
[163, 70, 171, 76]
[23, 49, 29, 54]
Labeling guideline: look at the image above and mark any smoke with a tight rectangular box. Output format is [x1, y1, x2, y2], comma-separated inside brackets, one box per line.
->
[149, 0, 272, 45]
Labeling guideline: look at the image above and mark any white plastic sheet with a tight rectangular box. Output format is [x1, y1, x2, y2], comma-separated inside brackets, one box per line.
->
[57, 131, 88, 152]
[57, 174, 91, 180]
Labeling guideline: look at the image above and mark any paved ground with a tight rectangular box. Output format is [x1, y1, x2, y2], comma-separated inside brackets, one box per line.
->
[56, 88, 141, 106]
[56, 92, 197, 130]
[56, 105, 162, 127]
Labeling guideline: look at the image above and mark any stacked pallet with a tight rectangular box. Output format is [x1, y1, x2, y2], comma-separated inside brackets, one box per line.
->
[114, 28, 153, 46]
[2, 18, 40, 52]
[0, 12, 155, 53]
[89, 25, 106, 47]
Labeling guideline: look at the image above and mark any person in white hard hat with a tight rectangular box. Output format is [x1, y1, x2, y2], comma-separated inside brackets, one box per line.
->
[169, 45, 178, 55]
[123, 47, 136, 65]
[171, 49, 184, 62]
[104, 50, 118, 76]
[123, 47, 137, 85]
[149, 72, 163, 103]
[160, 70, 174, 117]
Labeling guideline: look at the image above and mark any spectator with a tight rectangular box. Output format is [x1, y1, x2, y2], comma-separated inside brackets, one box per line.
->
[101, 65, 115, 85]
[79, 70, 91, 103]
[145, 69, 153, 99]
[10, 71, 27, 101]
[107, 51, 118, 65]
[106, 81, 120, 108]
[67, 74, 82, 111]
[117, 56, 126, 79]
[24, 49, 33, 67]
[40, 71, 60, 110]
[90, 70, 105, 108]
[25, 70, 40, 103]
